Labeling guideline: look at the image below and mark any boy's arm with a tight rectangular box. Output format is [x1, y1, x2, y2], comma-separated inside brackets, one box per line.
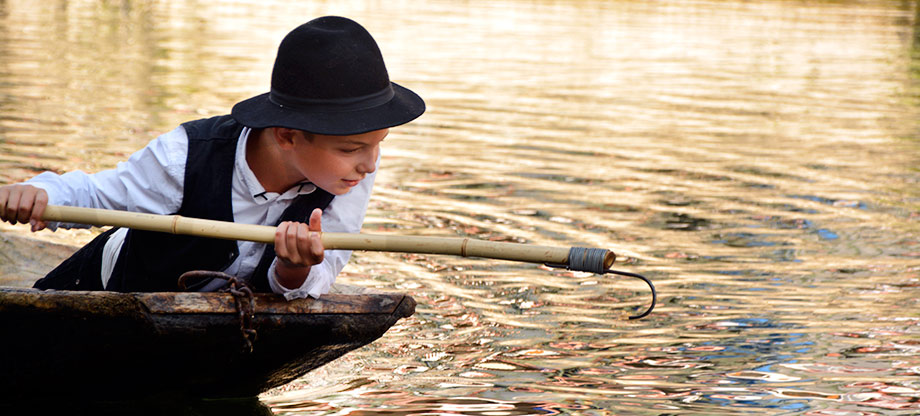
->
[267, 161, 378, 299]
[22, 126, 188, 227]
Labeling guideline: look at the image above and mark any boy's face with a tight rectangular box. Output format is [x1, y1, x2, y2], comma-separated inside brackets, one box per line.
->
[290, 128, 388, 195]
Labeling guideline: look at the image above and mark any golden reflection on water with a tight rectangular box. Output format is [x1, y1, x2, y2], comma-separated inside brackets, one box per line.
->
[1, 0, 919, 414]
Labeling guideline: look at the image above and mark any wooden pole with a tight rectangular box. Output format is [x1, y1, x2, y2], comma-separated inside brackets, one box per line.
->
[41, 205, 615, 269]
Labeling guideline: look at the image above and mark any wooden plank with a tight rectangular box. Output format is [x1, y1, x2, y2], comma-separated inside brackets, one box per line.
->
[0, 288, 144, 317]
[135, 292, 405, 315]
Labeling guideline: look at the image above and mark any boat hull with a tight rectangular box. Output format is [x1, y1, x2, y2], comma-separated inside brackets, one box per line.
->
[0, 287, 415, 398]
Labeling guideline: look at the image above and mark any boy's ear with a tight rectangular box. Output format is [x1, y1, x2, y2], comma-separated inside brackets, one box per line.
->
[272, 127, 299, 149]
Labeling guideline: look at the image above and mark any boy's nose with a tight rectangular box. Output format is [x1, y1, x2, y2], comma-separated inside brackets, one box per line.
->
[358, 148, 378, 174]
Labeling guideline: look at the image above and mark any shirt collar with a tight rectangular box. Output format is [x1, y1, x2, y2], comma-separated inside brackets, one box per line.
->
[237, 127, 316, 203]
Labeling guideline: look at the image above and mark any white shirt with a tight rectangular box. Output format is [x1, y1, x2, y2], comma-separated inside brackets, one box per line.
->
[27, 125, 376, 299]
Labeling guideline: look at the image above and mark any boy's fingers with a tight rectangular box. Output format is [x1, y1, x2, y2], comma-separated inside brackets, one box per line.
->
[30, 219, 47, 232]
[0, 185, 47, 226]
[298, 224, 327, 265]
[5, 189, 22, 224]
[17, 189, 36, 225]
[276, 221, 324, 267]
[283, 222, 306, 265]
[308, 208, 322, 232]
[32, 219, 48, 232]
[293, 223, 310, 263]
[31, 188, 48, 223]
[310, 231, 324, 262]
[0, 187, 8, 219]
[274, 222, 292, 257]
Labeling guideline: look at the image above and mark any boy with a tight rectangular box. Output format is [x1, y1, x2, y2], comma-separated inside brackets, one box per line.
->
[0, 16, 424, 298]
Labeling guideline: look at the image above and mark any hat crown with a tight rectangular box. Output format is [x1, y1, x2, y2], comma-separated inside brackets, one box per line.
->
[271, 16, 390, 101]
[231, 16, 424, 135]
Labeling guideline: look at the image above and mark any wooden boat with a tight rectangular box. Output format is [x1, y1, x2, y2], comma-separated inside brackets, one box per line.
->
[0, 286, 415, 399]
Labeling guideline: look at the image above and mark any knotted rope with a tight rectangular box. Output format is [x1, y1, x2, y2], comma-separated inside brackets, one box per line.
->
[178, 271, 258, 353]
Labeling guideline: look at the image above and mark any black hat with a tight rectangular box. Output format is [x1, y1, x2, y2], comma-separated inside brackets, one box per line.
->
[231, 16, 425, 135]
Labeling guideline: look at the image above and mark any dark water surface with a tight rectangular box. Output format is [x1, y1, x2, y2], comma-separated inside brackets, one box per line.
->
[1, 0, 919, 414]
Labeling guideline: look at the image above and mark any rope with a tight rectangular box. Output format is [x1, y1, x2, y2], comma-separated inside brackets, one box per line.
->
[567, 247, 609, 274]
[178, 271, 258, 353]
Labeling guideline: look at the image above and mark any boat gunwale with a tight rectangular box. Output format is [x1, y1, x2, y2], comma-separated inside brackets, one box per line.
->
[0, 287, 413, 316]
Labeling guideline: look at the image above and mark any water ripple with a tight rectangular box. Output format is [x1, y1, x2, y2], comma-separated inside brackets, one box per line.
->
[1, 0, 919, 414]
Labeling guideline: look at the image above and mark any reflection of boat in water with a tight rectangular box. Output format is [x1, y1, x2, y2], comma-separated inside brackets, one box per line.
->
[1, 396, 275, 416]
[0, 286, 415, 398]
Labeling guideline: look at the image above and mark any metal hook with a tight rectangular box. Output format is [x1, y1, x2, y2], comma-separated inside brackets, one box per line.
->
[604, 269, 656, 320]
[544, 263, 656, 319]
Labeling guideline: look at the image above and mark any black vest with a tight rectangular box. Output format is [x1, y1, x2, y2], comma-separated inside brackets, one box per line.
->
[34, 115, 334, 292]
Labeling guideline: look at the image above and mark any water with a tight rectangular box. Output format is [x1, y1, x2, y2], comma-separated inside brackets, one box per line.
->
[1, 0, 919, 414]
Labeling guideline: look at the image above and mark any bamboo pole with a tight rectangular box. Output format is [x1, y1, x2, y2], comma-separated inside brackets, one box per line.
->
[41, 205, 615, 269]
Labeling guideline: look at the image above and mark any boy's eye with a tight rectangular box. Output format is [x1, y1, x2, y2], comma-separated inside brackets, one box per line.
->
[341, 147, 361, 153]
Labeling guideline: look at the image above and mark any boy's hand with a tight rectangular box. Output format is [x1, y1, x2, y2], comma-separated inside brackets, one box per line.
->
[0, 184, 49, 232]
[273, 208, 324, 290]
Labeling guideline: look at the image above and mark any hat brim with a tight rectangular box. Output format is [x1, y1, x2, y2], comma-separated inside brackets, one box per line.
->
[230, 82, 425, 135]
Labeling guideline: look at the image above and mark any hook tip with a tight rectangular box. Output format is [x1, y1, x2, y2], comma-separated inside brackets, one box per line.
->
[605, 269, 656, 320]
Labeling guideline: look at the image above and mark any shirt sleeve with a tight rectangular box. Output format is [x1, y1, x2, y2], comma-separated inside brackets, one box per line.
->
[26, 126, 188, 228]
[267, 157, 379, 300]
